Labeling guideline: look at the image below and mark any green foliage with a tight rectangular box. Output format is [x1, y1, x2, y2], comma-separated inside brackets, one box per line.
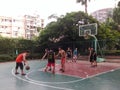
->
[37, 10, 120, 56]
[0, 37, 38, 61]
[0, 37, 45, 62]
[113, 3, 120, 24]
[38, 11, 97, 50]
[0, 54, 14, 62]
[76, 0, 92, 13]
[16, 39, 35, 53]
[117, 1, 120, 7]
[97, 23, 120, 50]
[0, 37, 15, 54]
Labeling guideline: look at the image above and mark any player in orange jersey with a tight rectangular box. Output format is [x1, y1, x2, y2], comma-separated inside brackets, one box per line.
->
[15, 50, 30, 75]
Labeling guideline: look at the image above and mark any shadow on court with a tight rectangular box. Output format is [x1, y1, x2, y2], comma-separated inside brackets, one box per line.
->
[0, 60, 120, 90]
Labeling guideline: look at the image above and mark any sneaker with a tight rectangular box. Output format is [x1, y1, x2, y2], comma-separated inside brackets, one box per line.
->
[15, 72, 19, 75]
[48, 68, 51, 71]
[59, 69, 63, 71]
[44, 69, 47, 72]
[59, 69, 64, 72]
[61, 69, 65, 72]
[21, 73, 26, 76]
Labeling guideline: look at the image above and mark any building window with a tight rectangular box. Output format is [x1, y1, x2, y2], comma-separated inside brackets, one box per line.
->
[9, 20, 12, 22]
[18, 27, 20, 29]
[1, 19, 4, 22]
[5, 19, 7, 22]
[5, 26, 7, 29]
[2, 26, 4, 28]
[13, 19, 16, 22]
[14, 31, 18, 36]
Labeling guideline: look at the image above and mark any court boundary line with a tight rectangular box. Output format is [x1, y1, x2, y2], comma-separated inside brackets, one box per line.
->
[81, 67, 120, 80]
[11, 68, 73, 90]
[11, 60, 120, 90]
[25, 69, 85, 84]
[40, 60, 89, 78]
[25, 67, 120, 84]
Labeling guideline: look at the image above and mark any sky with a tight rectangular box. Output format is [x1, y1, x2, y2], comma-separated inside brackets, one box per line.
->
[0, 0, 119, 24]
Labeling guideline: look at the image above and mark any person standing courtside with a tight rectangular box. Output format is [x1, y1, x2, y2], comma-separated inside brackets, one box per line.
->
[72, 48, 78, 62]
[89, 47, 97, 67]
[66, 47, 72, 62]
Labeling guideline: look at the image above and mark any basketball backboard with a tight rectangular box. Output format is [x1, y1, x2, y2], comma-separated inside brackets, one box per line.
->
[79, 23, 97, 36]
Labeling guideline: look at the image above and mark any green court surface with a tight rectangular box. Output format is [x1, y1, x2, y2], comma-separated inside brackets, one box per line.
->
[0, 60, 120, 90]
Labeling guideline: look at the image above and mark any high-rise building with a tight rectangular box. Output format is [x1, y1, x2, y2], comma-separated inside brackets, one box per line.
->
[0, 16, 12, 38]
[24, 15, 38, 39]
[91, 8, 113, 23]
[0, 15, 43, 39]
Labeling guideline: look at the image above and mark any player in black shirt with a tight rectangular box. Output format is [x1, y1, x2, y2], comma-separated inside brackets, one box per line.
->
[42, 49, 55, 74]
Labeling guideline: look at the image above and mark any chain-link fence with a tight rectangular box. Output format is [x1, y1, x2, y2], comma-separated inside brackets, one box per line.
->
[42, 39, 120, 57]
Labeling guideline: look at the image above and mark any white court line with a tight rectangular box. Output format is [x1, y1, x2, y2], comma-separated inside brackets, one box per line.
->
[12, 65, 120, 90]
[26, 67, 120, 84]
[81, 67, 120, 80]
[25, 69, 85, 84]
[11, 68, 73, 90]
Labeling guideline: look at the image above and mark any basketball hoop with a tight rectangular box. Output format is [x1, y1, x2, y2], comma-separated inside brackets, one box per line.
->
[79, 23, 97, 37]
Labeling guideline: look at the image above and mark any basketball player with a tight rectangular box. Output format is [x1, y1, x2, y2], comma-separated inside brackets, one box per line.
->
[56, 47, 66, 72]
[15, 50, 30, 75]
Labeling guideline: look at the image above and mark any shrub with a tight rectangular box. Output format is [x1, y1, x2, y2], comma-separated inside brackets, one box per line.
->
[0, 54, 14, 62]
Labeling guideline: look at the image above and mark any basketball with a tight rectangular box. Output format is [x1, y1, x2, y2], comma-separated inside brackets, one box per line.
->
[25, 66, 30, 70]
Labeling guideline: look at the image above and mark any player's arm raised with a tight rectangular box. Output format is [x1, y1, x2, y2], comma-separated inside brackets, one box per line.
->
[42, 52, 47, 60]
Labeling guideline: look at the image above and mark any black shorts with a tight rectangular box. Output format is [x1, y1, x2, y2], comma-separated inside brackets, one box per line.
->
[67, 54, 71, 58]
[90, 57, 94, 62]
[15, 62, 24, 70]
[93, 55, 97, 61]
[48, 59, 55, 64]
[90, 55, 97, 62]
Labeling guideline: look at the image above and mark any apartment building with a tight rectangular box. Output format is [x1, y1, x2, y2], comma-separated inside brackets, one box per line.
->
[0, 16, 12, 38]
[0, 15, 43, 39]
[12, 16, 25, 38]
[91, 8, 113, 23]
[24, 15, 38, 39]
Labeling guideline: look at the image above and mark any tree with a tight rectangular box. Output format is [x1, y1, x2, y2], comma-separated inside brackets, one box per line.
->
[37, 10, 120, 55]
[113, 1, 120, 31]
[38, 11, 97, 50]
[48, 14, 59, 19]
[97, 23, 120, 50]
[76, 0, 92, 14]
[118, 1, 120, 7]
[113, 1, 120, 24]
[37, 27, 42, 32]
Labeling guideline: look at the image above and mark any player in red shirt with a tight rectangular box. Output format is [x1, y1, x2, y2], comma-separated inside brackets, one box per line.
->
[15, 50, 30, 75]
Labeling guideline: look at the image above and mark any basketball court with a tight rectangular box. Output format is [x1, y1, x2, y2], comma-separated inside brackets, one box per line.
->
[1, 60, 120, 90]
[0, 23, 119, 90]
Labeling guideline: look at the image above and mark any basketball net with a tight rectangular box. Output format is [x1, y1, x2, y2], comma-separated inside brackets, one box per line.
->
[84, 32, 90, 39]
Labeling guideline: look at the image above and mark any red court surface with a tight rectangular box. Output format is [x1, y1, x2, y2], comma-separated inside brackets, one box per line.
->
[55, 60, 120, 78]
